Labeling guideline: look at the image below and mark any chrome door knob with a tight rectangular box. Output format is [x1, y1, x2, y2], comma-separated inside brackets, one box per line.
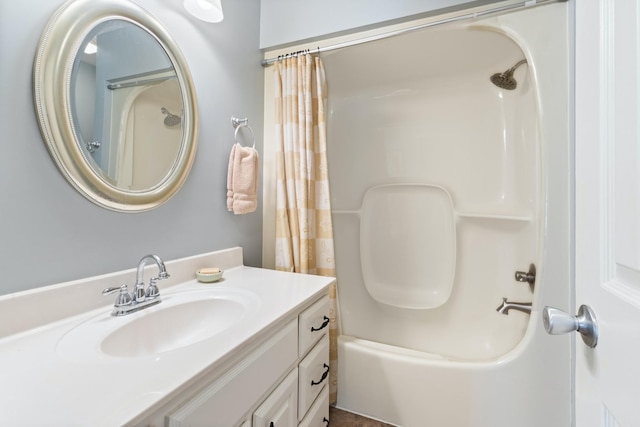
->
[543, 305, 598, 348]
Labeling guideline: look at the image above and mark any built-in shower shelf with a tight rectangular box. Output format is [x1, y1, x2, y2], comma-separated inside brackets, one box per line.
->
[457, 213, 533, 222]
[333, 211, 534, 223]
[332, 210, 361, 216]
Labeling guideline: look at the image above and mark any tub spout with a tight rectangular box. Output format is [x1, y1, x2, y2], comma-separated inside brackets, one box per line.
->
[496, 298, 532, 315]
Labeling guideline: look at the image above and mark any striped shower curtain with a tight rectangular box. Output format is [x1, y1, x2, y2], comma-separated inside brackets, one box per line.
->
[273, 54, 339, 403]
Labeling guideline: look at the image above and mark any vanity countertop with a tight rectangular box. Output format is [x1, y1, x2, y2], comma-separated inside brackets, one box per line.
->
[0, 249, 333, 426]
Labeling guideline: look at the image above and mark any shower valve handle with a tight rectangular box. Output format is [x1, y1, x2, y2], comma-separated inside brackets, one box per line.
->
[542, 305, 598, 348]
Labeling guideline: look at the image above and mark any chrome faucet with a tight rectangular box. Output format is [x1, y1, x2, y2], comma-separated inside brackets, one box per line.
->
[496, 298, 532, 315]
[102, 254, 170, 316]
[134, 254, 170, 302]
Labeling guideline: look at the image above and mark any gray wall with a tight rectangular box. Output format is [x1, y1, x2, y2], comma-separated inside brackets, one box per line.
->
[0, 0, 264, 295]
[259, 0, 498, 48]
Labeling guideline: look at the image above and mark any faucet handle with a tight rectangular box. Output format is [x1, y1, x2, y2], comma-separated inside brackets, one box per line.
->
[102, 284, 132, 307]
[147, 271, 169, 299]
[145, 277, 161, 299]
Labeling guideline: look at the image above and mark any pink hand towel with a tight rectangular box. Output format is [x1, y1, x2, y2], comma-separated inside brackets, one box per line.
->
[226, 143, 259, 214]
[226, 143, 237, 211]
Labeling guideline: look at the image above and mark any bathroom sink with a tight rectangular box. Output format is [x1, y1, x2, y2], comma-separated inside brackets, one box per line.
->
[102, 298, 245, 357]
[57, 287, 261, 361]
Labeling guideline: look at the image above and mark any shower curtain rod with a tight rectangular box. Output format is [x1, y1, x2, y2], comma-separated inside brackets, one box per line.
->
[261, 0, 564, 67]
[107, 75, 176, 90]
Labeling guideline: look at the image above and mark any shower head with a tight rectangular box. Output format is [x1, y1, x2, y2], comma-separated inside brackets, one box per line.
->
[161, 107, 181, 127]
[490, 59, 528, 90]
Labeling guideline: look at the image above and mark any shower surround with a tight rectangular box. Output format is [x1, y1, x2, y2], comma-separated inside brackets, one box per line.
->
[320, 4, 571, 427]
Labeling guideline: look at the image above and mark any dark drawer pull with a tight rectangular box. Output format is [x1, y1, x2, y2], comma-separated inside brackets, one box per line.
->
[311, 316, 330, 332]
[311, 363, 330, 386]
[269, 422, 274, 427]
[323, 417, 329, 426]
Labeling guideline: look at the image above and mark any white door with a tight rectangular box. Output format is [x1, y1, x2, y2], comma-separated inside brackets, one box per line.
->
[574, 0, 640, 425]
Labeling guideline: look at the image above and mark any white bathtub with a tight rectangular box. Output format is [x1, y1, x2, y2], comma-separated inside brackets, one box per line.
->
[323, 4, 572, 426]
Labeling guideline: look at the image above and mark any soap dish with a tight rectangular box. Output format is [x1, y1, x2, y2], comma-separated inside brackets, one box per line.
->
[196, 268, 224, 283]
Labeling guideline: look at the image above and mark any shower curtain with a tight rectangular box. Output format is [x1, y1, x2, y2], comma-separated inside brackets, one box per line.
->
[274, 54, 338, 403]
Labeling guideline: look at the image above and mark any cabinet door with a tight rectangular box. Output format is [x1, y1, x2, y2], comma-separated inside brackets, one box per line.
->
[253, 369, 298, 427]
[165, 320, 297, 427]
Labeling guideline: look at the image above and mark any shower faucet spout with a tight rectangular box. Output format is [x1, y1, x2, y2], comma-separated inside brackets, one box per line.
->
[496, 298, 532, 315]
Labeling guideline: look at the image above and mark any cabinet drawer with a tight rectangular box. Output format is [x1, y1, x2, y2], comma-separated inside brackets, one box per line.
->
[253, 368, 298, 427]
[298, 296, 330, 357]
[298, 385, 329, 427]
[298, 334, 329, 419]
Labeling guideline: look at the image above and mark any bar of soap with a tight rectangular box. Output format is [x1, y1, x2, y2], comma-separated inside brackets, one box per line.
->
[196, 267, 224, 283]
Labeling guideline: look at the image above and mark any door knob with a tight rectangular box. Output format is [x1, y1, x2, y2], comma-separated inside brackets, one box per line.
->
[542, 305, 598, 348]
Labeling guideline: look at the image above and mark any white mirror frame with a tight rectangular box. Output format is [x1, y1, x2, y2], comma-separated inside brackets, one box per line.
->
[33, 0, 198, 212]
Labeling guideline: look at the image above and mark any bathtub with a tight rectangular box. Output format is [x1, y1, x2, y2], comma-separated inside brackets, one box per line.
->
[322, 4, 572, 426]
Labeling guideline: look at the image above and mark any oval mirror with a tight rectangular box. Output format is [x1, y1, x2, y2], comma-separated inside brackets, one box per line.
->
[33, 0, 198, 212]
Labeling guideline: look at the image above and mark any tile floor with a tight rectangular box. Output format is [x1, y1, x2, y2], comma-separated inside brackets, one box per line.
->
[329, 406, 395, 427]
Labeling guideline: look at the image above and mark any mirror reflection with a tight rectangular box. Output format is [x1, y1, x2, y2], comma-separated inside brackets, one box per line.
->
[72, 20, 183, 191]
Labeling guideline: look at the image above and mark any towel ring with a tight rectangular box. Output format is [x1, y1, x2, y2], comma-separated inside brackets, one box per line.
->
[234, 124, 255, 149]
[231, 116, 255, 149]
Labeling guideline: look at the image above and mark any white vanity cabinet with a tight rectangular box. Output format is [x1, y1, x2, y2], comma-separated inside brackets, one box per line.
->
[0, 249, 336, 426]
[145, 294, 331, 427]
